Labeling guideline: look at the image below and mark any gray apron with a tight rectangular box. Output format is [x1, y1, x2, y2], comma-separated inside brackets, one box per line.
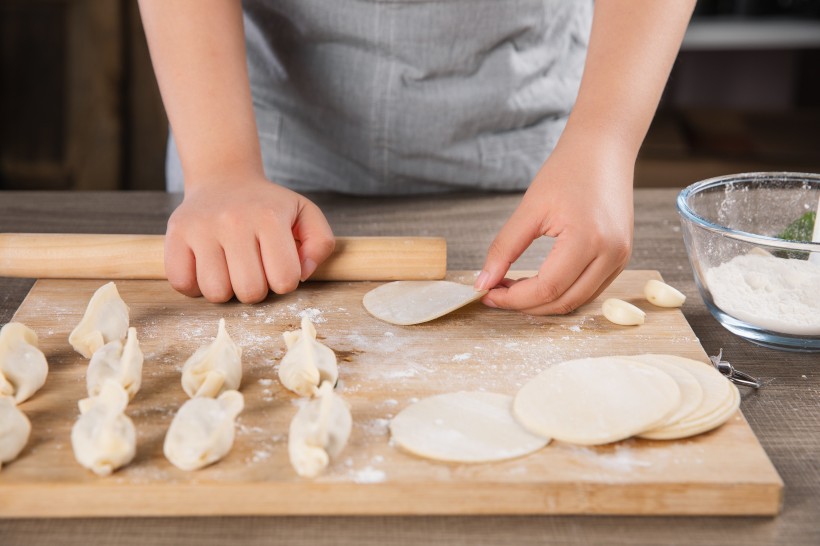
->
[167, 0, 593, 194]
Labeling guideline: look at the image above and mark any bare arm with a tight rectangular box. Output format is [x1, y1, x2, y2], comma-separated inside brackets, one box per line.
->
[139, 0, 261, 185]
[477, 0, 696, 314]
[138, 0, 334, 303]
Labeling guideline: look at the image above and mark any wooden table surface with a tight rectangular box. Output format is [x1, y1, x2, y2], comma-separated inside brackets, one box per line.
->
[0, 190, 817, 545]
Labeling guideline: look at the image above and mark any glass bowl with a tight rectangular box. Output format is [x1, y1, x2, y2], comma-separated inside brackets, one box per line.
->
[677, 172, 820, 352]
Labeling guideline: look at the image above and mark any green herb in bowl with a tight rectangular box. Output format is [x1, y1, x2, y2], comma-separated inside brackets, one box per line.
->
[778, 211, 817, 242]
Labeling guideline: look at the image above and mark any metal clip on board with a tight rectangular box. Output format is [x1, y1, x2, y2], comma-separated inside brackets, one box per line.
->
[710, 349, 764, 389]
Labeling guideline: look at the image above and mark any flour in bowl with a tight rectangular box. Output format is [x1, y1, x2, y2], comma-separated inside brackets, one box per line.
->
[704, 252, 820, 335]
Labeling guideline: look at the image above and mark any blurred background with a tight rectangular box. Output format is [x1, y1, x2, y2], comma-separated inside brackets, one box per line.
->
[1, 0, 819, 192]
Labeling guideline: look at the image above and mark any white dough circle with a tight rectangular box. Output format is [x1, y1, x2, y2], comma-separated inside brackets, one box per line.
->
[389, 391, 549, 463]
[640, 382, 740, 440]
[628, 354, 732, 429]
[633, 354, 738, 440]
[622, 355, 703, 428]
[363, 281, 487, 326]
[513, 357, 681, 446]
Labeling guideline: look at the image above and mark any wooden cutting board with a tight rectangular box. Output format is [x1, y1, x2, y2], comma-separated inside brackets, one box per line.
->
[0, 271, 783, 517]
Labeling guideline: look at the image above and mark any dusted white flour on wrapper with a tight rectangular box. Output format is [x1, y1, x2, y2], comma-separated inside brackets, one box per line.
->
[278, 317, 338, 397]
[69, 282, 129, 359]
[0, 396, 31, 470]
[0, 323, 48, 404]
[288, 381, 351, 478]
[87, 327, 143, 400]
[71, 381, 136, 476]
[181, 319, 242, 398]
[164, 390, 244, 471]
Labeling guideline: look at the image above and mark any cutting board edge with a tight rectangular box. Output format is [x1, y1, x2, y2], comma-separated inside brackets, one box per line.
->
[0, 479, 783, 518]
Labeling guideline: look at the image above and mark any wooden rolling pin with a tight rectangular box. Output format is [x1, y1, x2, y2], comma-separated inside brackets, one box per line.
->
[0, 234, 447, 281]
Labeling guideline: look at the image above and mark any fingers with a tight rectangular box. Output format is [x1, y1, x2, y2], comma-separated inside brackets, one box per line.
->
[475, 205, 542, 291]
[483, 232, 596, 310]
[517, 258, 620, 315]
[482, 231, 630, 315]
[585, 266, 625, 305]
[222, 231, 269, 303]
[193, 242, 233, 303]
[164, 231, 202, 298]
[292, 201, 335, 281]
[163, 182, 336, 302]
[183, 222, 302, 303]
[259, 219, 302, 295]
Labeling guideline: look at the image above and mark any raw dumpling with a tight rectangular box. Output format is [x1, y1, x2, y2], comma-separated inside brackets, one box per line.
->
[181, 318, 242, 398]
[69, 282, 129, 358]
[0, 322, 48, 404]
[71, 381, 136, 476]
[0, 396, 32, 471]
[278, 317, 338, 397]
[163, 390, 244, 471]
[288, 381, 352, 478]
[87, 327, 143, 400]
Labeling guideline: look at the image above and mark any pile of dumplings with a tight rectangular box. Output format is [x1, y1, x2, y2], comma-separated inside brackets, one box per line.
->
[0, 322, 48, 471]
[3, 281, 353, 479]
[165, 317, 245, 471]
[67, 282, 247, 474]
[69, 282, 142, 476]
[279, 317, 352, 478]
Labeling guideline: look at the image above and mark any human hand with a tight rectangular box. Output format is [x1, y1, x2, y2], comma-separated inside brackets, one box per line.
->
[474, 141, 634, 315]
[165, 174, 335, 303]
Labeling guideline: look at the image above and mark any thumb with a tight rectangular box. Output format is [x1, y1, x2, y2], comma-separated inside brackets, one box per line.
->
[475, 205, 541, 291]
[293, 201, 336, 281]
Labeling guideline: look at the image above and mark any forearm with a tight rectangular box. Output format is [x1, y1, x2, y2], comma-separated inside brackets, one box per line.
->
[561, 0, 695, 160]
[138, 0, 262, 186]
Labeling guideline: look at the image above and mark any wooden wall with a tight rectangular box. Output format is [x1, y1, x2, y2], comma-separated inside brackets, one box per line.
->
[0, 0, 167, 191]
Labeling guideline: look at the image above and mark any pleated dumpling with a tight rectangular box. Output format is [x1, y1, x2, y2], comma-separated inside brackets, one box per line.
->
[163, 390, 244, 471]
[181, 318, 242, 398]
[71, 381, 136, 476]
[69, 282, 130, 358]
[0, 396, 32, 471]
[278, 317, 338, 397]
[288, 381, 352, 478]
[87, 327, 143, 400]
[0, 322, 48, 404]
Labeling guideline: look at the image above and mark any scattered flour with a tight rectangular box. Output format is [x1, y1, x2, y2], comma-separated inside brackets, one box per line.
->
[250, 450, 271, 463]
[352, 466, 387, 484]
[297, 307, 326, 323]
[359, 418, 390, 436]
[569, 444, 652, 472]
[704, 253, 820, 335]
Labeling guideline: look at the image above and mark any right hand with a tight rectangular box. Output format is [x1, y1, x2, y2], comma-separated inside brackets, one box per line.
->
[165, 174, 335, 303]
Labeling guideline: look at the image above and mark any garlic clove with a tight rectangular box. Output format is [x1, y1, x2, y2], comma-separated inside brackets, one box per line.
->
[602, 298, 646, 326]
[643, 279, 686, 308]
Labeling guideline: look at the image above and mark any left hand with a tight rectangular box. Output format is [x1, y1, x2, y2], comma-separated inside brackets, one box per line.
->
[475, 138, 634, 315]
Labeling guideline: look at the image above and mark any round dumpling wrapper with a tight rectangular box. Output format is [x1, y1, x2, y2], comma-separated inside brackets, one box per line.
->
[513, 357, 681, 446]
[363, 281, 486, 326]
[390, 391, 549, 463]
